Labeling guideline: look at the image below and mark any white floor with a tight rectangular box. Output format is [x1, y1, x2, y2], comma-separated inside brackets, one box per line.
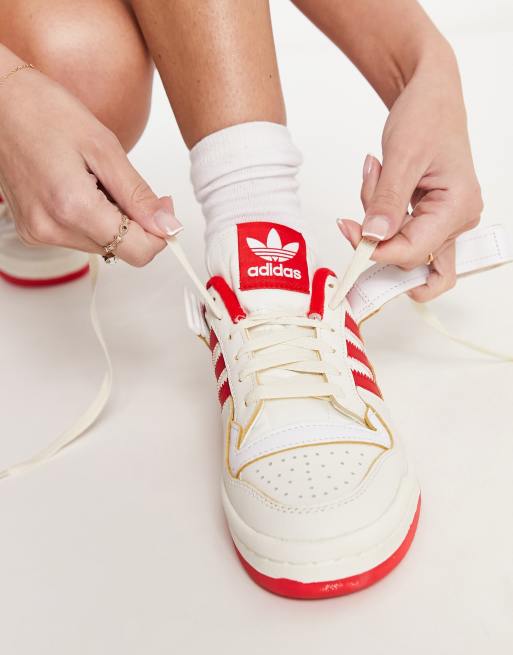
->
[1, 3, 512, 654]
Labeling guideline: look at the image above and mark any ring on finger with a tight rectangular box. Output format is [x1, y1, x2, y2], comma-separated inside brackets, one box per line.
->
[425, 252, 434, 266]
[102, 214, 130, 264]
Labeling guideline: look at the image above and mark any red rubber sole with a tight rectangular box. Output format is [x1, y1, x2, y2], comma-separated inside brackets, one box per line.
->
[0, 263, 89, 287]
[235, 495, 421, 599]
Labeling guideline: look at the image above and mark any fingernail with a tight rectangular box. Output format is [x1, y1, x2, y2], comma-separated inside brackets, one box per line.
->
[363, 154, 373, 180]
[362, 215, 390, 241]
[337, 219, 350, 239]
[153, 209, 183, 237]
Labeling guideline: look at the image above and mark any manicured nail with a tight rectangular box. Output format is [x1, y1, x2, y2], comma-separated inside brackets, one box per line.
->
[363, 154, 374, 180]
[337, 219, 350, 239]
[153, 209, 183, 237]
[362, 215, 390, 241]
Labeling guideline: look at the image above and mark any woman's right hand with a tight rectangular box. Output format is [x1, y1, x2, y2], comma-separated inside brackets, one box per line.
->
[0, 62, 182, 266]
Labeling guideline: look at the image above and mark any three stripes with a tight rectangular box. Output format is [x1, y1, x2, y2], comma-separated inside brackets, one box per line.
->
[208, 309, 381, 409]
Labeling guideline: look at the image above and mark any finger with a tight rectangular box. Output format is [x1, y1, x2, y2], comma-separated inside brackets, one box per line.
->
[432, 237, 456, 259]
[362, 150, 425, 242]
[372, 193, 458, 269]
[51, 178, 168, 267]
[407, 241, 457, 302]
[360, 154, 382, 212]
[85, 133, 183, 238]
[84, 189, 168, 267]
[337, 219, 362, 249]
[18, 213, 104, 254]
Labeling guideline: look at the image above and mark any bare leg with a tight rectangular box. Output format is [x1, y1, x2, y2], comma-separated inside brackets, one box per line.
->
[130, 0, 286, 148]
[0, 0, 153, 150]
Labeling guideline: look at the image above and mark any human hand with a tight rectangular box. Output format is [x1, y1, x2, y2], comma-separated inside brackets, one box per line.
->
[0, 65, 182, 266]
[338, 55, 483, 301]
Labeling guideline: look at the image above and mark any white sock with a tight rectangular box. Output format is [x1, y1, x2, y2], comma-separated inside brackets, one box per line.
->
[189, 121, 306, 246]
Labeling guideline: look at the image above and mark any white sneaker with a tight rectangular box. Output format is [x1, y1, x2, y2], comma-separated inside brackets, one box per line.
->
[187, 221, 419, 598]
[0, 194, 89, 287]
[183, 220, 511, 599]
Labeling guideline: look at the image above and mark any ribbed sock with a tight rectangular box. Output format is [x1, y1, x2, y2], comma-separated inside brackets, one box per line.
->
[189, 121, 306, 248]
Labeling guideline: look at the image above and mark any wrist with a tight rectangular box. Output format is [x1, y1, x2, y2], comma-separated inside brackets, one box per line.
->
[412, 43, 467, 120]
[381, 35, 460, 108]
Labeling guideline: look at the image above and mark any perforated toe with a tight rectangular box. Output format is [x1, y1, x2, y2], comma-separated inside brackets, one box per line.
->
[240, 443, 383, 507]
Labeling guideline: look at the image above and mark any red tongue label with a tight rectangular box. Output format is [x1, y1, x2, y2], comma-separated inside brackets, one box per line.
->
[237, 222, 309, 294]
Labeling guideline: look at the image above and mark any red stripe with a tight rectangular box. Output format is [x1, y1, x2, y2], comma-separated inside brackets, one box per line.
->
[308, 268, 336, 319]
[235, 496, 421, 599]
[209, 329, 218, 352]
[215, 354, 226, 380]
[351, 370, 383, 398]
[346, 340, 373, 372]
[206, 276, 246, 323]
[0, 263, 89, 288]
[345, 312, 362, 341]
[218, 379, 231, 406]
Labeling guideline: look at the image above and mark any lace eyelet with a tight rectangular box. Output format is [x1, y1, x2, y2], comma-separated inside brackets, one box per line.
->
[328, 283, 335, 289]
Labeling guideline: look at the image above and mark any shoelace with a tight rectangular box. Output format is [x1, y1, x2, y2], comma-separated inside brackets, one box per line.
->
[1, 233, 510, 479]
[233, 314, 346, 404]
[0, 254, 112, 479]
[224, 239, 378, 406]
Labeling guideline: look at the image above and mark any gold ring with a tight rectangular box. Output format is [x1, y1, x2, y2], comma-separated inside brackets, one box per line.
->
[426, 252, 434, 266]
[102, 214, 130, 264]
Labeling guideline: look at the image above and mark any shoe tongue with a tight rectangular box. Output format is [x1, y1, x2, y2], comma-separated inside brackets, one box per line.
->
[206, 221, 313, 315]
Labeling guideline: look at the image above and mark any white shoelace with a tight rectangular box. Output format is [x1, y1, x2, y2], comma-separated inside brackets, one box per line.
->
[0, 254, 112, 479]
[234, 314, 346, 404]
[234, 239, 378, 405]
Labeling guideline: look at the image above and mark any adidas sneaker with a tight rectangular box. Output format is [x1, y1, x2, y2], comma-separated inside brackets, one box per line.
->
[0, 193, 89, 287]
[187, 220, 419, 599]
[183, 220, 511, 599]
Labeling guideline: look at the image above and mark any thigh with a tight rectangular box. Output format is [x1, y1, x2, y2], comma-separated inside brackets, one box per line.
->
[0, 0, 154, 150]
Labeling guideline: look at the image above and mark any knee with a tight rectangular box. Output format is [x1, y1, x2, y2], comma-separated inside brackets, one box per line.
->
[1, 1, 153, 150]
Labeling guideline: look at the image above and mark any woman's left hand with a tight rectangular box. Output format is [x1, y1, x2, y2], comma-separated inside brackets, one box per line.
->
[338, 54, 483, 301]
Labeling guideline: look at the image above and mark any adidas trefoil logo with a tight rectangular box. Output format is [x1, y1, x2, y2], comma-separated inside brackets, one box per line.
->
[246, 227, 302, 280]
[246, 228, 299, 262]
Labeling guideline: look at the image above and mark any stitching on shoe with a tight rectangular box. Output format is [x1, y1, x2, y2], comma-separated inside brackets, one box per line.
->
[236, 424, 387, 463]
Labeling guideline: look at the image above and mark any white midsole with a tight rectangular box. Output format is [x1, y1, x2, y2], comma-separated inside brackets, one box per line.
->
[0, 248, 89, 279]
[222, 473, 420, 584]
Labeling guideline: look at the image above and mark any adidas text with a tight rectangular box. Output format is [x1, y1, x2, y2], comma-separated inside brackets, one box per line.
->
[247, 263, 302, 279]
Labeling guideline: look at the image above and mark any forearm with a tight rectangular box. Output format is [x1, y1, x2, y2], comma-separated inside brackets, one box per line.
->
[292, 0, 458, 108]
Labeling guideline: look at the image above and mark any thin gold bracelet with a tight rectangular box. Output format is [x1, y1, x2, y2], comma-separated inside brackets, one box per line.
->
[0, 63, 34, 85]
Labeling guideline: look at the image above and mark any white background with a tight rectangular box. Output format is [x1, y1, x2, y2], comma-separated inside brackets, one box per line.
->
[1, 1, 512, 653]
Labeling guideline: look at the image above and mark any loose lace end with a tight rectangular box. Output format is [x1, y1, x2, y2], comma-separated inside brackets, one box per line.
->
[166, 236, 222, 319]
[329, 237, 377, 309]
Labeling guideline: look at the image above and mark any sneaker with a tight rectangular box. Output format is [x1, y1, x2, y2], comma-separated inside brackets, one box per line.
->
[183, 220, 511, 599]
[184, 221, 419, 599]
[0, 193, 89, 287]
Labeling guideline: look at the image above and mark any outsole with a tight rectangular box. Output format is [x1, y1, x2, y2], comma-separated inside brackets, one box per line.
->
[0, 263, 89, 287]
[235, 495, 421, 599]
